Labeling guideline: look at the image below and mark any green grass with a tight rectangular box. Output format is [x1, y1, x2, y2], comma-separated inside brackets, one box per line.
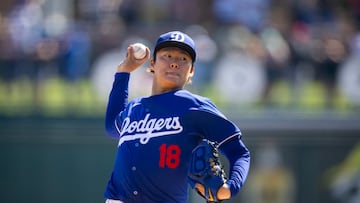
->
[203, 79, 353, 114]
[0, 78, 354, 117]
[0, 78, 106, 117]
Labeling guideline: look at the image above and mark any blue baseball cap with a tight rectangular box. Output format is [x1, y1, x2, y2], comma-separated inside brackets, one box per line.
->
[154, 31, 196, 62]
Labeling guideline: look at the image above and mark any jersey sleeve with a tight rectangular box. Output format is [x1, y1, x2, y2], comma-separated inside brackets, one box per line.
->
[186, 109, 240, 142]
[105, 72, 130, 138]
[220, 137, 250, 197]
[185, 109, 250, 197]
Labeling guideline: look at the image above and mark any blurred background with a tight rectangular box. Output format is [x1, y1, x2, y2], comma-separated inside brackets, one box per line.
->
[0, 0, 360, 202]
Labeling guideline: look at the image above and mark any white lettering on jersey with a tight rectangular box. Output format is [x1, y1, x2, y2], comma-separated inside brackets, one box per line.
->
[117, 113, 183, 146]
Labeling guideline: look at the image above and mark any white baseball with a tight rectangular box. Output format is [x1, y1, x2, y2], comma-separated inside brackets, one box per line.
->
[133, 43, 147, 59]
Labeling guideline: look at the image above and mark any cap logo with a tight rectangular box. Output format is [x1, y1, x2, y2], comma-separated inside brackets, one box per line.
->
[169, 32, 185, 42]
[154, 31, 196, 62]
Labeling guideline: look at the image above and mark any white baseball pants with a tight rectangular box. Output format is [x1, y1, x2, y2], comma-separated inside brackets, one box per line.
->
[105, 199, 123, 203]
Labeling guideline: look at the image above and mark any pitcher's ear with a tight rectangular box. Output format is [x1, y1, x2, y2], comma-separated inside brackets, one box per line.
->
[147, 59, 155, 73]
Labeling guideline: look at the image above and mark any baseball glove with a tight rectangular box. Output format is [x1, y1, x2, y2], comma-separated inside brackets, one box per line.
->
[188, 139, 227, 202]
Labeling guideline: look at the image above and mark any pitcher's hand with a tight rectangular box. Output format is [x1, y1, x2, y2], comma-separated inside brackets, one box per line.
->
[117, 44, 150, 73]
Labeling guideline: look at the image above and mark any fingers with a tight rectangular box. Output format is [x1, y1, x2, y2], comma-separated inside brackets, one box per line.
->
[128, 44, 150, 62]
[117, 45, 150, 73]
[216, 183, 231, 200]
[195, 183, 230, 201]
[195, 183, 205, 196]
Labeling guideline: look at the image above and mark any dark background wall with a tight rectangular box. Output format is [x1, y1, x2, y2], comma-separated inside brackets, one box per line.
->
[1, 116, 359, 203]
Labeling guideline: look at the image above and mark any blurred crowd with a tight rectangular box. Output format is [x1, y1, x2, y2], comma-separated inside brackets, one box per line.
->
[1, 0, 360, 113]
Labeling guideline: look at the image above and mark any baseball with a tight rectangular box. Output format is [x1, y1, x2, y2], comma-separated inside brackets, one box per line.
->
[133, 43, 147, 59]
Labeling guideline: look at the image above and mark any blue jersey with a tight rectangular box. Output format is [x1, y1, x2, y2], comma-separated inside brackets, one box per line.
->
[104, 73, 250, 203]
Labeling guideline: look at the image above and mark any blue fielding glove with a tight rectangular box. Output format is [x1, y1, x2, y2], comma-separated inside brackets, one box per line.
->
[188, 139, 227, 202]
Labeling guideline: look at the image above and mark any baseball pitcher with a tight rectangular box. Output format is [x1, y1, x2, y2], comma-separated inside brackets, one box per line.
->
[103, 31, 250, 203]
